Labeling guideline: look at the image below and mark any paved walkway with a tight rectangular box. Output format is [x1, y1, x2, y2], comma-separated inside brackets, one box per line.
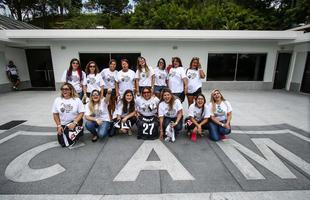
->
[0, 90, 309, 199]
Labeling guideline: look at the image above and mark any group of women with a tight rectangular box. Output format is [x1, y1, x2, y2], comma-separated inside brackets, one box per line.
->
[52, 56, 232, 145]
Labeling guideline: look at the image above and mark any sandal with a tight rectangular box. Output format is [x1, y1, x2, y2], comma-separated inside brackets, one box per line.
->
[92, 135, 98, 142]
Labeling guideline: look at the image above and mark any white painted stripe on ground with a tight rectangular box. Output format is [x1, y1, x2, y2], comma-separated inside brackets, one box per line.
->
[0, 130, 5, 135]
[5, 141, 65, 182]
[232, 129, 310, 143]
[1, 191, 310, 200]
[0, 131, 54, 145]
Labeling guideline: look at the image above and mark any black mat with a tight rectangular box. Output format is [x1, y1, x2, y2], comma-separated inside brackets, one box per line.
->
[0, 120, 27, 130]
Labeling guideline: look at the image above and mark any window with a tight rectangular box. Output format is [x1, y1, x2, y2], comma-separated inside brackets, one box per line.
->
[207, 53, 267, 81]
[79, 53, 141, 71]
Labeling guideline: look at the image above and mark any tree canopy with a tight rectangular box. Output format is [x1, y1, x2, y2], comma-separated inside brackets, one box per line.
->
[0, 0, 308, 30]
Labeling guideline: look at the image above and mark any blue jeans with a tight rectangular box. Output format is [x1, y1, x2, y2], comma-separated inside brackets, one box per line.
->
[163, 117, 183, 134]
[78, 92, 84, 100]
[208, 120, 231, 141]
[85, 120, 111, 139]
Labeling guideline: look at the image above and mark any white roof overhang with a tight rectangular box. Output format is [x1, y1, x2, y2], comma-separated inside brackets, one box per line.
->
[0, 29, 308, 45]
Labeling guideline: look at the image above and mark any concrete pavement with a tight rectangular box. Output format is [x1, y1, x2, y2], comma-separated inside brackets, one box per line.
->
[0, 89, 309, 199]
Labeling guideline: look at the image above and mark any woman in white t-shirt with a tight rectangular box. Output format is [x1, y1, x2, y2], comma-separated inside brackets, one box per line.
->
[100, 59, 118, 119]
[186, 57, 206, 106]
[112, 89, 137, 135]
[85, 61, 103, 98]
[158, 88, 184, 140]
[208, 89, 232, 141]
[154, 58, 168, 98]
[85, 89, 112, 142]
[135, 56, 155, 95]
[61, 58, 87, 100]
[136, 87, 160, 139]
[167, 57, 188, 103]
[116, 59, 136, 97]
[52, 83, 85, 146]
[186, 94, 210, 142]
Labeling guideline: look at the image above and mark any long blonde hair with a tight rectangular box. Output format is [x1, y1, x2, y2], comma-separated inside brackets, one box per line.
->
[210, 89, 226, 113]
[88, 90, 101, 115]
[137, 56, 150, 77]
[60, 83, 78, 99]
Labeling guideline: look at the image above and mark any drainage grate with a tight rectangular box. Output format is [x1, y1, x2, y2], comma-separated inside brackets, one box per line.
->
[0, 120, 27, 130]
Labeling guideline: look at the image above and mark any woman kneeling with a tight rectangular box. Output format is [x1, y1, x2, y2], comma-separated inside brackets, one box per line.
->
[186, 94, 210, 142]
[159, 88, 184, 142]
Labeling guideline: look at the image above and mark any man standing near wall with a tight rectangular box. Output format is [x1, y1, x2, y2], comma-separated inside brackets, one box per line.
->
[5, 60, 20, 90]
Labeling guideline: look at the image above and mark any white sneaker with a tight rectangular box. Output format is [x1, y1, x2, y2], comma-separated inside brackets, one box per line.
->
[122, 122, 129, 129]
[114, 121, 120, 128]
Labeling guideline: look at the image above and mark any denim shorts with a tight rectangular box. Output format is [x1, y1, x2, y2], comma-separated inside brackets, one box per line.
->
[154, 85, 166, 93]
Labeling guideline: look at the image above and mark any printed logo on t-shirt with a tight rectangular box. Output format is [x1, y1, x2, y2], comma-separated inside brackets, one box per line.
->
[87, 77, 96, 84]
[94, 109, 104, 117]
[141, 72, 146, 78]
[121, 75, 130, 82]
[165, 107, 177, 117]
[60, 103, 73, 113]
[72, 75, 80, 82]
[187, 71, 197, 79]
[215, 105, 225, 116]
[106, 75, 115, 83]
[158, 72, 165, 79]
[168, 71, 176, 78]
[141, 102, 157, 112]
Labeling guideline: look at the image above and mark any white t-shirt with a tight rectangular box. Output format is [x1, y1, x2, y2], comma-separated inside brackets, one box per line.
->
[135, 96, 160, 117]
[52, 97, 85, 125]
[186, 68, 202, 93]
[154, 67, 167, 86]
[113, 101, 133, 118]
[116, 69, 136, 96]
[158, 99, 183, 118]
[135, 67, 154, 87]
[85, 99, 110, 121]
[188, 103, 211, 122]
[100, 68, 117, 89]
[209, 101, 232, 122]
[61, 70, 87, 93]
[86, 73, 103, 93]
[6, 65, 18, 75]
[168, 67, 187, 93]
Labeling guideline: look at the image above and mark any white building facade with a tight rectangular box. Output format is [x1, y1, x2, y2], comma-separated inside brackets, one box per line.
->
[0, 29, 309, 93]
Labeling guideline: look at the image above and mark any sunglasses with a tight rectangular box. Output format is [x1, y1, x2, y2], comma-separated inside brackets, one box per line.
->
[142, 91, 151, 94]
[61, 88, 70, 91]
[92, 93, 100, 97]
[89, 65, 96, 68]
[72, 62, 79, 65]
